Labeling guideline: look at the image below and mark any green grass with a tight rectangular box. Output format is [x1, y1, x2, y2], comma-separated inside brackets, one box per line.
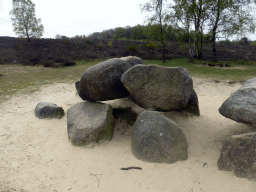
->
[0, 58, 255, 104]
[143, 58, 256, 81]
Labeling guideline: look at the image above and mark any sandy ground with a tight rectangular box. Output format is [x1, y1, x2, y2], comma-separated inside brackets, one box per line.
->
[1, 78, 256, 192]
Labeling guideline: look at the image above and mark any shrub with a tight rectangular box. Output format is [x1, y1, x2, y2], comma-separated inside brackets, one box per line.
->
[63, 60, 76, 66]
[125, 44, 138, 53]
[43, 60, 55, 67]
[85, 39, 95, 45]
[54, 57, 66, 63]
[108, 41, 113, 47]
[98, 44, 103, 49]
[146, 43, 157, 49]
[64, 40, 70, 45]
[250, 41, 256, 46]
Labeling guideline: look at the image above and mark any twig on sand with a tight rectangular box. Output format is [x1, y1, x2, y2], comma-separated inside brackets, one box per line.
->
[90, 174, 102, 188]
[120, 167, 142, 170]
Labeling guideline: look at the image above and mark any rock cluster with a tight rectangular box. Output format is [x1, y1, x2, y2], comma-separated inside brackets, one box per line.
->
[35, 56, 200, 164]
[218, 77, 256, 180]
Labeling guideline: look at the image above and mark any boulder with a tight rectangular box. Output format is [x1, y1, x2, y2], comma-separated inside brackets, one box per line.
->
[219, 77, 256, 126]
[218, 132, 256, 180]
[35, 102, 65, 119]
[75, 81, 80, 92]
[67, 102, 114, 146]
[121, 64, 193, 111]
[78, 56, 143, 101]
[183, 89, 200, 116]
[131, 110, 188, 164]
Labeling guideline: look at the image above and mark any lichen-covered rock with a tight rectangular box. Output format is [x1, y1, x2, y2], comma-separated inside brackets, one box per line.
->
[78, 56, 143, 101]
[219, 77, 256, 126]
[218, 132, 256, 180]
[121, 64, 193, 111]
[67, 102, 114, 146]
[35, 102, 65, 119]
[131, 110, 188, 164]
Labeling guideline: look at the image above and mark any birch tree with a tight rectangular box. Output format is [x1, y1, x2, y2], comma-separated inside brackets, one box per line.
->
[10, 0, 44, 41]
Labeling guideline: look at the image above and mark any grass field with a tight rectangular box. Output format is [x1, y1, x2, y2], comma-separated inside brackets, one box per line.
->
[0, 58, 255, 104]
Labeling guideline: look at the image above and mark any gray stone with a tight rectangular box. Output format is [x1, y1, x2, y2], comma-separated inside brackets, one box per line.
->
[75, 81, 80, 93]
[184, 89, 200, 116]
[218, 132, 256, 180]
[67, 102, 114, 146]
[219, 77, 256, 126]
[35, 102, 65, 119]
[131, 110, 188, 164]
[78, 56, 143, 101]
[121, 64, 193, 111]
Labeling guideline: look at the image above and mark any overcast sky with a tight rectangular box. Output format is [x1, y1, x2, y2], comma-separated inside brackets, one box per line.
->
[0, 0, 149, 38]
[0, 0, 255, 40]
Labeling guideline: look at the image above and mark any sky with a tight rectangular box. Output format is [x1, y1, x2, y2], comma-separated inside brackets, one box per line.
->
[0, 0, 256, 40]
[0, 0, 149, 38]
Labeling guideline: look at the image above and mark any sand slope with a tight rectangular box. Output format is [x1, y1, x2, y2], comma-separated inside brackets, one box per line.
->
[1, 78, 256, 192]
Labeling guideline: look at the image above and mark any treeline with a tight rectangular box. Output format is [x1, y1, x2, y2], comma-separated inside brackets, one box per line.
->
[56, 24, 212, 43]
[56, 23, 255, 46]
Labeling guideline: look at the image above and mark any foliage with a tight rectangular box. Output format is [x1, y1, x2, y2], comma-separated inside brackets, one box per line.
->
[98, 44, 104, 49]
[250, 41, 256, 46]
[125, 44, 138, 54]
[108, 41, 113, 47]
[9, 0, 44, 41]
[146, 43, 157, 49]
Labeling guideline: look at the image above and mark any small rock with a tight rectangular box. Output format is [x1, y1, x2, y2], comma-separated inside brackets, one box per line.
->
[35, 102, 65, 119]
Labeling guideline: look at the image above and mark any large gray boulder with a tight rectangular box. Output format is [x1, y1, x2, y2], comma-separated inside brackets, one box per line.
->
[121, 65, 193, 111]
[219, 77, 256, 126]
[131, 110, 188, 164]
[78, 56, 143, 101]
[67, 102, 114, 146]
[35, 102, 65, 119]
[218, 132, 256, 180]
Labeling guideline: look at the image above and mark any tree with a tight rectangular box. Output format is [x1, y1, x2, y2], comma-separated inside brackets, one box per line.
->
[141, 0, 168, 63]
[207, 0, 256, 58]
[10, 0, 44, 41]
[170, 0, 209, 61]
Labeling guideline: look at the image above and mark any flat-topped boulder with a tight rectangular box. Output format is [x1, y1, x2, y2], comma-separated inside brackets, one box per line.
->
[219, 77, 256, 126]
[35, 102, 65, 119]
[78, 56, 143, 101]
[121, 65, 193, 111]
[67, 102, 114, 146]
[218, 132, 256, 180]
[131, 110, 188, 164]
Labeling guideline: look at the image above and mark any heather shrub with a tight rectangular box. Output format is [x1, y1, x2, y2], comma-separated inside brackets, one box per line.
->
[43, 60, 55, 67]
[146, 43, 156, 49]
[63, 60, 76, 66]
[125, 44, 138, 54]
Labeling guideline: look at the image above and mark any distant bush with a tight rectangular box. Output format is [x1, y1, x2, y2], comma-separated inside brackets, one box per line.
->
[98, 44, 103, 49]
[63, 60, 76, 66]
[64, 40, 70, 45]
[108, 41, 113, 47]
[125, 44, 138, 54]
[146, 43, 157, 49]
[85, 39, 95, 45]
[43, 60, 55, 67]
[54, 57, 66, 63]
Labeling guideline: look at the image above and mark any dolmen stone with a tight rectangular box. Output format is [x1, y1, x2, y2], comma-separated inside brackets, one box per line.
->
[78, 56, 143, 101]
[121, 64, 193, 111]
[184, 89, 200, 116]
[67, 102, 114, 146]
[131, 110, 188, 164]
[75, 81, 80, 93]
[219, 77, 256, 126]
[35, 102, 65, 119]
[218, 132, 256, 180]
